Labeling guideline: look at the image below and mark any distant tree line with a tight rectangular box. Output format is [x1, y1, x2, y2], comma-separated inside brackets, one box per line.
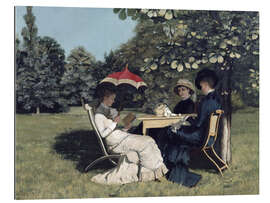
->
[16, 7, 109, 113]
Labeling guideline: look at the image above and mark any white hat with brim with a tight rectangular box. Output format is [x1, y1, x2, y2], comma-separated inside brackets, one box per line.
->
[173, 79, 195, 95]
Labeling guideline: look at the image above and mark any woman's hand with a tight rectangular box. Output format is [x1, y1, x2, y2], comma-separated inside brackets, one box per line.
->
[113, 115, 121, 123]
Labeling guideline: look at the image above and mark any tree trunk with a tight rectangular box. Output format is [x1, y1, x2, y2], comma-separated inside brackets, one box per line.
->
[36, 106, 40, 114]
[217, 64, 233, 164]
[220, 115, 232, 164]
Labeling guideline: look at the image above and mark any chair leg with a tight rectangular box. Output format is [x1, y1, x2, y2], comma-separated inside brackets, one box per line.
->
[202, 149, 223, 176]
[85, 154, 121, 172]
[211, 147, 229, 171]
[211, 147, 229, 168]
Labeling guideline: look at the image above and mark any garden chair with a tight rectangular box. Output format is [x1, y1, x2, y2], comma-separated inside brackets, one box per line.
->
[82, 102, 122, 172]
[200, 109, 229, 176]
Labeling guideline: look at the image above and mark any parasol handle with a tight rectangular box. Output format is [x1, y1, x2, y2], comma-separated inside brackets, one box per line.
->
[81, 97, 85, 105]
[117, 103, 124, 113]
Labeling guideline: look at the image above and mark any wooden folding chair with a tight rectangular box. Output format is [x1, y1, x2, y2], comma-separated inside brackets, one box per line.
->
[200, 109, 229, 176]
[82, 103, 122, 172]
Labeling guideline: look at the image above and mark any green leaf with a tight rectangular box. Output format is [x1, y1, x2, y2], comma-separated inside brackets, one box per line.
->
[131, 15, 138, 20]
[177, 64, 184, 72]
[127, 9, 136, 16]
[170, 60, 178, 69]
[113, 8, 121, 14]
[158, 9, 166, 17]
[192, 63, 199, 69]
[217, 55, 224, 63]
[185, 62, 191, 69]
[164, 10, 173, 20]
[119, 9, 127, 20]
[209, 56, 217, 63]
[150, 63, 158, 70]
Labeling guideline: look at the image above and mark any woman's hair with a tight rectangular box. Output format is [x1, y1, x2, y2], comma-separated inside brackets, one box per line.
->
[103, 89, 116, 98]
[200, 76, 216, 89]
[96, 87, 116, 102]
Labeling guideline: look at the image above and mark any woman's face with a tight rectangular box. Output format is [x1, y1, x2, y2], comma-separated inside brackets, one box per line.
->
[103, 94, 116, 107]
[200, 81, 209, 95]
[177, 86, 191, 100]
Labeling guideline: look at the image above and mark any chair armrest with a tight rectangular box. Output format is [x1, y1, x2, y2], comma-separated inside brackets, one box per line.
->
[83, 103, 91, 111]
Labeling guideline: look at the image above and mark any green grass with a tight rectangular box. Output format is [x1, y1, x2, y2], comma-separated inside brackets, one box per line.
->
[15, 106, 259, 199]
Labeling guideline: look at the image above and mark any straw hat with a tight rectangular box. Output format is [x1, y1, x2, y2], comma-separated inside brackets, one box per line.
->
[173, 79, 195, 95]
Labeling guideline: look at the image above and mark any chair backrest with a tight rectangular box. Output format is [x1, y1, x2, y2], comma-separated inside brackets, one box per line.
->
[202, 109, 224, 149]
[83, 103, 110, 156]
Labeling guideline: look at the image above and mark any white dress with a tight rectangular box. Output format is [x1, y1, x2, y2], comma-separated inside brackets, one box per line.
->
[90, 113, 168, 185]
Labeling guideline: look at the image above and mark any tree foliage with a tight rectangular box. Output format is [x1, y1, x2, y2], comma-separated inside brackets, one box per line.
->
[113, 9, 259, 109]
[61, 46, 98, 105]
[109, 14, 198, 111]
[16, 7, 68, 113]
[112, 8, 259, 163]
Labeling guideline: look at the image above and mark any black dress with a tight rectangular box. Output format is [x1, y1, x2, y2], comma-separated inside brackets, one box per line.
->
[173, 98, 195, 114]
[157, 92, 221, 187]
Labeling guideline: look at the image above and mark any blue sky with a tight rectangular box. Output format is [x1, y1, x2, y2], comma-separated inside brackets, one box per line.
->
[15, 6, 137, 61]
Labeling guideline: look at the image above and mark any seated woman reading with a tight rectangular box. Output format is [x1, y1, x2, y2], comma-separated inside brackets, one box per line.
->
[90, 88, 168, 185]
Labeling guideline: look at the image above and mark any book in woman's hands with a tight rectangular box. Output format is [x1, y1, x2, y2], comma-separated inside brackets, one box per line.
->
[122, 112, 136, 126]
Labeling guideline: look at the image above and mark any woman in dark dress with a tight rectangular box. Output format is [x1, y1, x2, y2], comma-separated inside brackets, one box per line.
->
[173, 78, 196, 114]
[147, 79, 196, 143]
[130, 79, 196, 135]
[159, 69, 222, 187]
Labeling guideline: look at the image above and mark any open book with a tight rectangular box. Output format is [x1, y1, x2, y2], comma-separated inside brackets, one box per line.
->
[122, 112, 136, 126]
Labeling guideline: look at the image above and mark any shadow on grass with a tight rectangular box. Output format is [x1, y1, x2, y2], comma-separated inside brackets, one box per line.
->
[189, 150, 219, 174]
[53, 130, 115, 173]
[53, 130, 221, 175]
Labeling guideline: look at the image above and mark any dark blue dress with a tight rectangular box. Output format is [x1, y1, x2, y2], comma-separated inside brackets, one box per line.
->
[158, 91, 221, 187]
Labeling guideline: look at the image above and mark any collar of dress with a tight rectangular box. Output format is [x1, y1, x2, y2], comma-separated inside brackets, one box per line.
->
[101, 102, 110, 109]
[207, 89, 215, 95]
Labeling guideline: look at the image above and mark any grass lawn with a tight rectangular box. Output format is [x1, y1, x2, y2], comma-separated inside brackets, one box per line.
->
[15, 107, 259, 199]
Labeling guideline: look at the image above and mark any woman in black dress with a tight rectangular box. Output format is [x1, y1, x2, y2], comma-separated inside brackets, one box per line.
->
[130, 79, 196, 135]
[149, 79, 199, 186]
[173, 78, 196, 114]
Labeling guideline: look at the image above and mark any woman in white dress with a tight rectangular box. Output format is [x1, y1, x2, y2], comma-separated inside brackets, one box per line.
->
[90, 88, 168, 185]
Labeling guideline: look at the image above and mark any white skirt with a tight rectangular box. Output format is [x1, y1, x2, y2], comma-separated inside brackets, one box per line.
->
[91, 133, 168, 185]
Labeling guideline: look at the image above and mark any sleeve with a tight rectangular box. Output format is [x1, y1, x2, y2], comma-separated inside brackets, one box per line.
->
[192, 100, 209, 128]
[95, 113, 117, 138]
[172, 97, 221, 146]
[110, 108, 119, 119]
[187, 99, 216, 128]
[171, 101, 208, 145]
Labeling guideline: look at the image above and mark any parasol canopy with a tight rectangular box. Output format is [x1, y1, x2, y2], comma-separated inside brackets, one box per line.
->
[96, 64, 147, 110]
[100, 64, 147, 89]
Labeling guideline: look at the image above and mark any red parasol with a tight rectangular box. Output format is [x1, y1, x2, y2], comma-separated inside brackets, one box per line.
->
[100, 64, 147, 89]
